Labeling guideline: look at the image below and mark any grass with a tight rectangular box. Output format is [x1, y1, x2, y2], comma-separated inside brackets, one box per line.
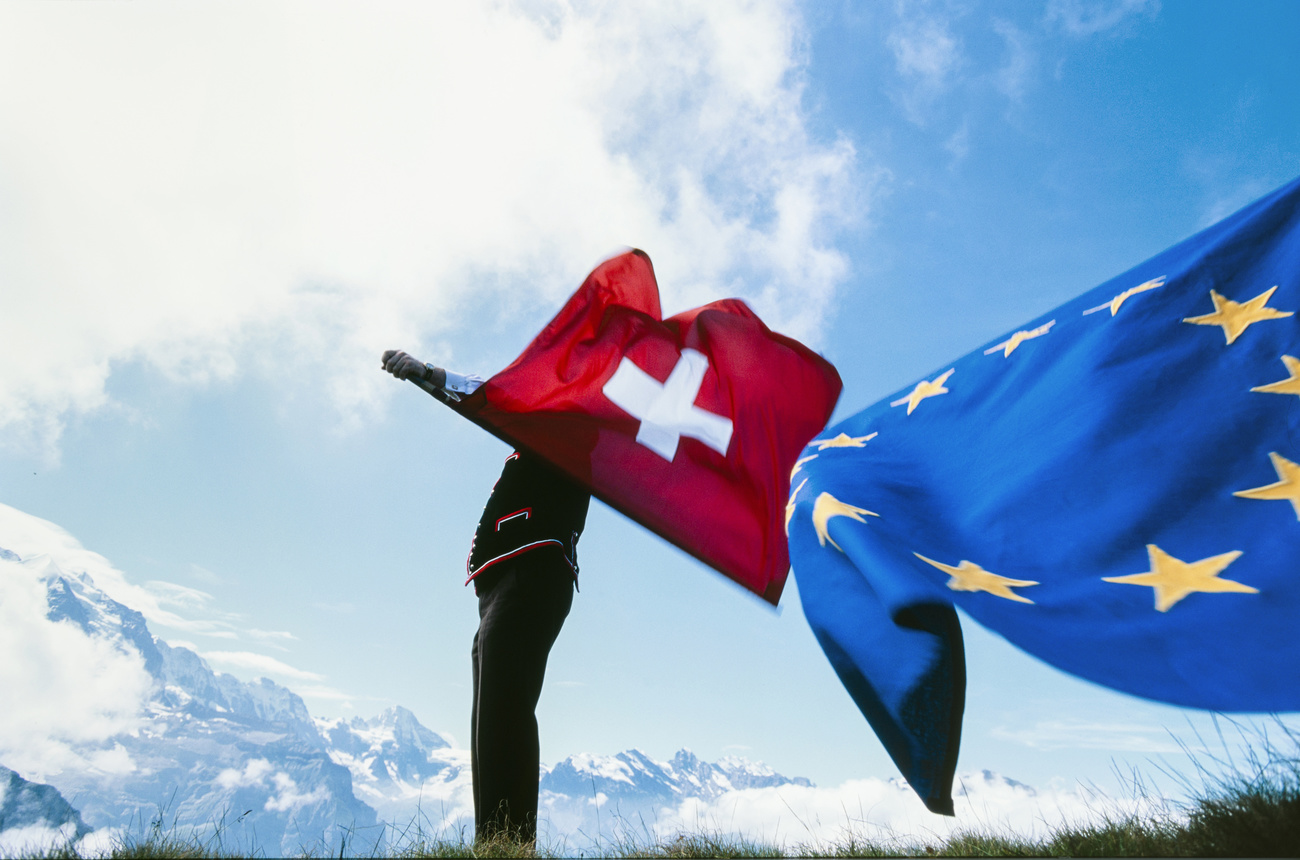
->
[8, 724, 1299, 859]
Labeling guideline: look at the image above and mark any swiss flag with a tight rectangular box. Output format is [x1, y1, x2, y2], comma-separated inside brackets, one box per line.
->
[447, 250, 842, 604]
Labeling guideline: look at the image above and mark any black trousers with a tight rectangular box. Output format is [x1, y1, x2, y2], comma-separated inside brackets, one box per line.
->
[470, 554, 574, 843]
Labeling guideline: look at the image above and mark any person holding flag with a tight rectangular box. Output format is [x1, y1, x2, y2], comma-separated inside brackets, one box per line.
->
[382, 248, 841, 844]
[381, 350, 587, 845]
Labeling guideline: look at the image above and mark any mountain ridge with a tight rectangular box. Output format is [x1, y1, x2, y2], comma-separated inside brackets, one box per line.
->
[0, 539, 824, 855]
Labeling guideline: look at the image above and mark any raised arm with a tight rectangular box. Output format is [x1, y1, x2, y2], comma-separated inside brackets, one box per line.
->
[381, 349, 483, 396]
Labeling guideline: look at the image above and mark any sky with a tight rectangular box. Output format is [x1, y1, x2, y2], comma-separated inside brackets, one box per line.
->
[2, 0, 1299, 812]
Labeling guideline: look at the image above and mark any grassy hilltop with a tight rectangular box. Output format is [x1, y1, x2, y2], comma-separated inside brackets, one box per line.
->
[9, 727, 1299, 859]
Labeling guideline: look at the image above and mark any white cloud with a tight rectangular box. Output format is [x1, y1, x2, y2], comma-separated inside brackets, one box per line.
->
[0, 822, 85, 857]
[1045, 0, 1160, 38]
[361, 754, 1174, 852]
[571, 772, 1167, 852]
[891, 21, 960, 82]
[264, 771, 330, 813]
[992, 20, 1035, 103]
[143, 581, 216, 612]
[201, 650, 325, 682]
[0, 0, 857, 456]
[84, 743, 137, 777]
[0, 503, 263, 644]
[216, 758, 276, 790]
[0, 555, 152, 781]
[887, 15, 962, 124]
[246, 629, 298, 650]
[214, 758, 328, 812]
[293, 685, 357, 704]
[0, 504, 210, 634]
[186, 564, 224, 585]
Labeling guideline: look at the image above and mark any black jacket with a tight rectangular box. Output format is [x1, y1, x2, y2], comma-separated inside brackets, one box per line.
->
[466, 451, 590, 582]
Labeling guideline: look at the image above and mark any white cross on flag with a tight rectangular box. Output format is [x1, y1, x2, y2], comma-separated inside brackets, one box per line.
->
[601, 349, 734, 461]
[447, 250, 841, 603]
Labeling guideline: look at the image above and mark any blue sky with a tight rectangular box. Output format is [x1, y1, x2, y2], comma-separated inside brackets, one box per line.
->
[2, 0, 1298, 807]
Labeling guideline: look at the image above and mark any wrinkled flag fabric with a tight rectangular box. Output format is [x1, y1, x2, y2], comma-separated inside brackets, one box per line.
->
[446, 249, 842, 604]
[787, 177, 1300, 815]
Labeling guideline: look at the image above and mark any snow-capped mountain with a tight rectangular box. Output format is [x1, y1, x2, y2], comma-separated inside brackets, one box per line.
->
[317, 707, 471, 829]
[0, 504, 1159, 853]
[8, 549, 380, 856]
[0, 766, 90, 853]
[543, 748, 813, 806]
[537, 748, 817, 844]
[42, 562, 319, 744]
[0, 539, 819, 854]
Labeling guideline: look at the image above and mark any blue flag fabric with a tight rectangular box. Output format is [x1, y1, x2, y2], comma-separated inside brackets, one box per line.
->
[787, 177, 1300, 815]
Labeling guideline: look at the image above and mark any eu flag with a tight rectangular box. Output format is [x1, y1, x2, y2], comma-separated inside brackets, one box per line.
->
[787, 177, 1300, 815]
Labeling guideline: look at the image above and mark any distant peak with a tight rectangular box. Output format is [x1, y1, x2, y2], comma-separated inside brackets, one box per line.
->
[380, 704, 417, 723]
[670, 749, 701, 766]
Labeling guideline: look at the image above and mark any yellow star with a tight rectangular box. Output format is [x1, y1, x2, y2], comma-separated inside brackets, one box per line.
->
[1103, 544, 1256, 612]
[914, 553, 1039, 603]
[790, 455, 818, 479]
[890, 369, 954, 415]
[1251, 355, 1300, 397]
[984, 320, 1055, 357]
[1083, 276, 1166, 316]
[811, 491, 878, 551]
[810, 432, 878, 450]
[1234, 452, 1300, 520]
[1183, 286, 1293, 344]
[785, 478, 808, 535]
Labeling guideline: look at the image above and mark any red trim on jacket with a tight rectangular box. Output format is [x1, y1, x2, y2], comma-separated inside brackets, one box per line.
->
[464, 539, 578, 585]
[495, 508, 531, 530]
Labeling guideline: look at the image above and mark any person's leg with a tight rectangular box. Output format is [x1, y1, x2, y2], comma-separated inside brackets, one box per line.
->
[471, 558, 573, 844]
[470, 626, 483, 834]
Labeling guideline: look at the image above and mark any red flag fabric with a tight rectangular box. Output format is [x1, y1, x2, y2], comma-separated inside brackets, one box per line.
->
[447, 249, 842, 604]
